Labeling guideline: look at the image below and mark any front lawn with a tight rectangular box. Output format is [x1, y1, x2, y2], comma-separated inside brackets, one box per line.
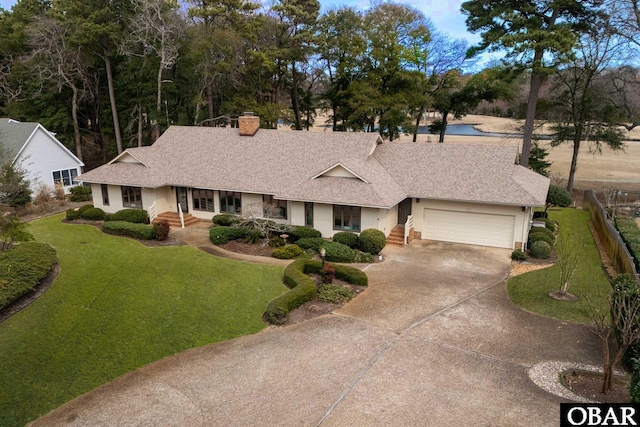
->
[0, 214, 286, 426]
[508, 208, 611, 324]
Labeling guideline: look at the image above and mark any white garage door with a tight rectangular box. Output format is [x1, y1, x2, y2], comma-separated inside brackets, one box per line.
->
[423, 208, 515, 249]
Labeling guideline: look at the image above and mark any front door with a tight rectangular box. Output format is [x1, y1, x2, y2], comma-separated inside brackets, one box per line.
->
[398, 198, 412, 225]
[176, 187, 188, 213]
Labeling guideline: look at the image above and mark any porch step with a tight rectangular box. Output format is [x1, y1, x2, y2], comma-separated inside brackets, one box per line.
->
[386, 226, 406, 246]
[152, 211, 201, 228]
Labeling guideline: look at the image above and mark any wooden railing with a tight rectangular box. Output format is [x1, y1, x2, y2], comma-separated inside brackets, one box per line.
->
[149, 202, 157, 223]
[404, 214, 414, 245]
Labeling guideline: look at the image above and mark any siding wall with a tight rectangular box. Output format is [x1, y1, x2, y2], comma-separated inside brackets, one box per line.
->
[290, 201, 305, 226]
[377, 205, 398, 237]
[18, 127, 83, 194]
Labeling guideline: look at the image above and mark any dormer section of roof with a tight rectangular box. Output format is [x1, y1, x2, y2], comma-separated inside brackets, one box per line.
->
[109, 151, 149, 167]
[313, 163, 369, 183]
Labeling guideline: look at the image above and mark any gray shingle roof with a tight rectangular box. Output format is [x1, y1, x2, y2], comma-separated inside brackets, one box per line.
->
[0, 118, 38, 160]
[79, 126, 549, 207]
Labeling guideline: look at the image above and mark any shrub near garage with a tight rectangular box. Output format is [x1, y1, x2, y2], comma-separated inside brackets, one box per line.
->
[528, 232, 554, 248]
[529, 240, 551, 259]
[102, 221, 157, 240]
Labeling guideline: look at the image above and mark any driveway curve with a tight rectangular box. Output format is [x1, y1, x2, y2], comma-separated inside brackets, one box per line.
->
[30, 241, 602, 427]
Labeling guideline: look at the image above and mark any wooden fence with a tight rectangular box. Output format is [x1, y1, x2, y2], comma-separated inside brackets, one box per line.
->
[583, 190, 638, 279]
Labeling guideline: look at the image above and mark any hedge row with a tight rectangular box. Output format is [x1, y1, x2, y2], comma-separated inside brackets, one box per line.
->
[209, 226, 247, 244]
[106, 209, 149, 224]
[0, 242, 57, 309]
[264, 260, 317, 324]
[615, 217, 640, 271]
[102, 221, 156, 240]
[66, 205, 107, 221]
[264, 259, 368, 324]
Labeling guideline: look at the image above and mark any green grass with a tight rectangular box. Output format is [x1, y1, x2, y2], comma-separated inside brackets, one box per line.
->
[0, 214, 286, 426]
[508, 208, 611, 324]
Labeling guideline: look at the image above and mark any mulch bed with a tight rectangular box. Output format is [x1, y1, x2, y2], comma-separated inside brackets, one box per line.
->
[218, 240, 274, 257]
[0, 263, 60, 324]
[588, 220, 616, 279]
[61, 219, 183, 247]
[279, 274, 367, 326]
[562, 370, 631, 403]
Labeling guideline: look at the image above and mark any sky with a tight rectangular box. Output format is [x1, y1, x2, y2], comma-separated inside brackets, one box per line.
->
[0, 0, 478, 44]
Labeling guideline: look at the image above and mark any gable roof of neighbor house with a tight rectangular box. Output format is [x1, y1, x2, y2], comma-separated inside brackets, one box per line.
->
[0, 118, 39, 160]
[0, 118, 84, 167]
[78, 125, 550, 208]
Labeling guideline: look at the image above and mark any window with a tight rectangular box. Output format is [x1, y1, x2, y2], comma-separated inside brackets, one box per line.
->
[305, 202, 313, 227]
[263, 195, 287, 219]
[220, 191, 241, 213]
[333, 205, 361, 231]
[101, 184, 109, 206]
[52, 168, 78, 187]
[193, 189, 214, 212]
[121, 186, 142, 209]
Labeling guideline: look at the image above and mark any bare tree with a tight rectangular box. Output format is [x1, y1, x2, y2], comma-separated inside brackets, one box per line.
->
[123, 0, 184, 142]
[583, 275, 640, 393]
[552, 232, 583, 299]
[27, 17, 92, 163]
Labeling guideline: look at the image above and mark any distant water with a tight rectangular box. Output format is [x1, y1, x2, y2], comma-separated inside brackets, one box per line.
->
[417, 123, 515, 138]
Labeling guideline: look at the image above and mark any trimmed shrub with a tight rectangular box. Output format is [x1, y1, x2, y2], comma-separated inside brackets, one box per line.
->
[528, 232, 554, 248]
[0, 242, 57, 309]
[209, 226, 246, 244]
[543, 218, 557, 233]
[302, 259, 368, 286]
[324, 241, 356, 263]
[81, 207, 106, 221]
[212, 214, 239, 226]
[546, 184, 572, 208]
[318, 283, 354, 304]
[511, 249, 528, 261]
[296, 237, 326, 251]
[106, 209, 149, 224]
[272, 244, 303, 259]
[333, 231, 359, 248]
[65, 208, 81, 221]
[153, 219, 170, 241]
[269, 235, 286, 247]
[615, 217, 640, 271]
[529, 240, 551, 259]
[631, 363, 640, 403]
[78, 204, 94, 215]
[530, 226, 555, 240]
[358, 229, 386, 255]
[264, 260, 317, 324]
[69, 185, 92, 202]
[102, 221, 156, 240]
[354, 250, 375, 263]
[291, 226, 322, 240]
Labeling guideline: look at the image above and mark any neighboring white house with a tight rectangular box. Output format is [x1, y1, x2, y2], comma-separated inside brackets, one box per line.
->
[0, 118, 84, 194]
[78, 114, 550, 250]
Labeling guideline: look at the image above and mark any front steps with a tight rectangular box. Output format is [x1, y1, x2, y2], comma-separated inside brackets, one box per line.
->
[152, 211, 201, 228]
[386, 225, 405, 246]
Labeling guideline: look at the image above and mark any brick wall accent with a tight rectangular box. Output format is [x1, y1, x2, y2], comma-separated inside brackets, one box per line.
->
[515, 242, 522, 250]
[407, 227, 415, 244]
[414, 231, 421, 240]
[239, 115, 260, 136]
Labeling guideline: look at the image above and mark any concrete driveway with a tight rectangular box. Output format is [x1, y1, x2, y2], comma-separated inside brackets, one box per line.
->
[30, 241, 602, 427]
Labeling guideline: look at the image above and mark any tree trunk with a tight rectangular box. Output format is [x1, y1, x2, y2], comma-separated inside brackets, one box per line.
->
[567, 128, 582, 194]
[70, 85, 83, 163]
[206, 83, 214, 126]
[413, 108, 424, 142]
[439, 111, 449, 143]
[520, 49, 545, 167]
[291, 65, 303, 131]
[137, 105, 143, 147]
[602, 336, 611, 393]
[103, 48, 123, 154]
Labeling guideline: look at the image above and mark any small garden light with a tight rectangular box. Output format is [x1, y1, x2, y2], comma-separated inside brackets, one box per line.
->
[320, 247, 326, 267]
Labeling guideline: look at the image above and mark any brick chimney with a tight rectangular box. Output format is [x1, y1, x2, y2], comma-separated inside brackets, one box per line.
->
[238, 112, 260, 136]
